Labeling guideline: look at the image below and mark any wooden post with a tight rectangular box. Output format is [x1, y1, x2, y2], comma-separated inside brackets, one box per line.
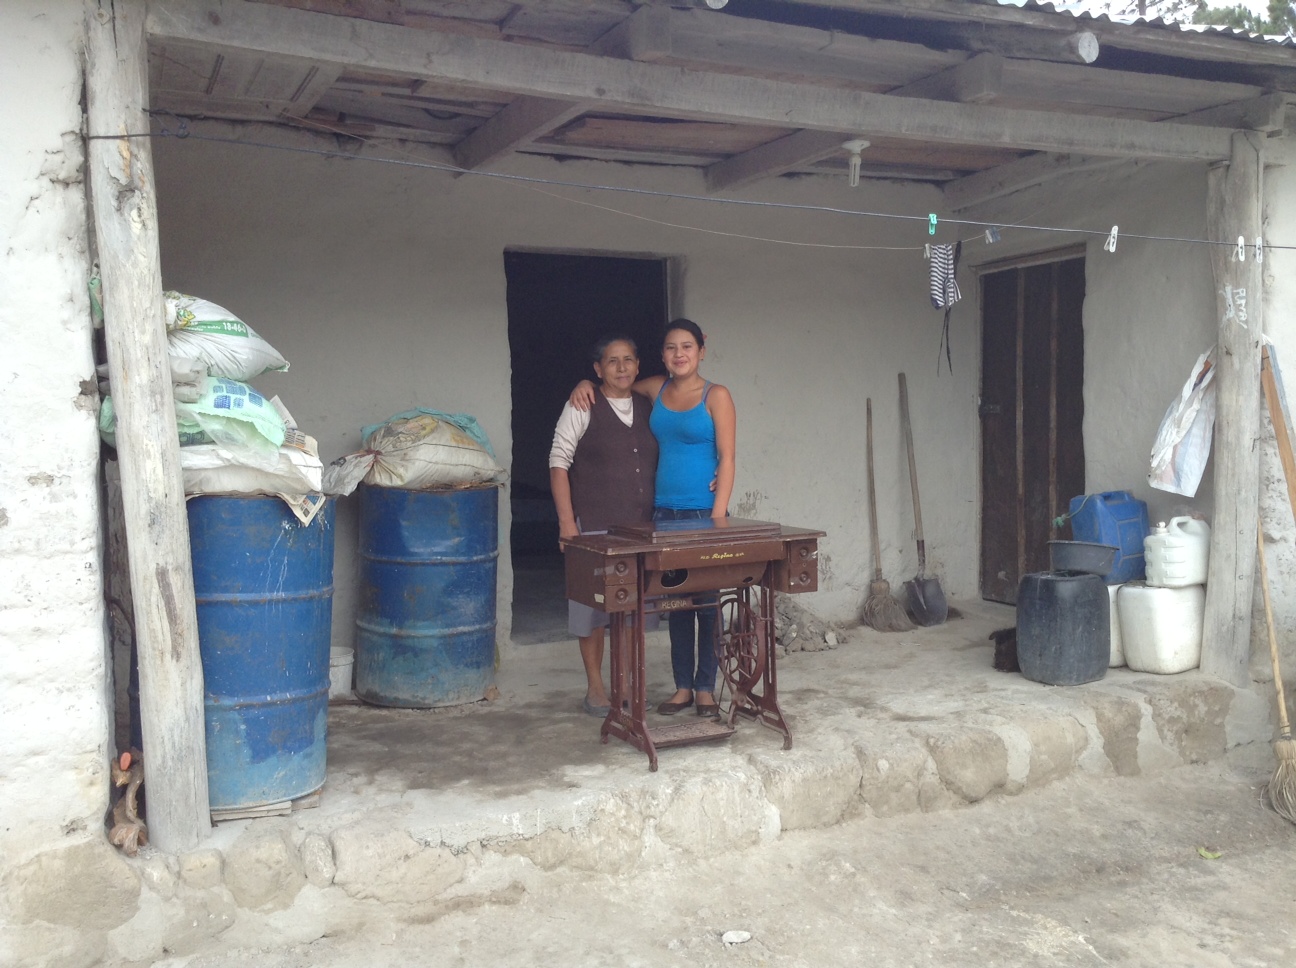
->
[1201, 130, 1265, 688]
[85, 0, 210, 851]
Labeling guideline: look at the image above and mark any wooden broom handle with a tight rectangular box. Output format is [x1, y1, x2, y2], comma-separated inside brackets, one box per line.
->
[898, 373, 926, 571]
[1256, 522, 1291, 737]
[1259, 345, 1293, 737]
[866, 399, 883, 581]
[1261, 346, 1296, 528]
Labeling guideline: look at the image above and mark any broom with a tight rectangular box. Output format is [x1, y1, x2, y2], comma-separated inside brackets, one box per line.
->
[1255, 522, 1296, 824]
[1258, 344, 1296, 823]
[861, 399, 912, 632]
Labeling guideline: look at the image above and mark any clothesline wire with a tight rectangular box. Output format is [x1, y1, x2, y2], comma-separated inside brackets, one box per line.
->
[85, 113, 1296, 253]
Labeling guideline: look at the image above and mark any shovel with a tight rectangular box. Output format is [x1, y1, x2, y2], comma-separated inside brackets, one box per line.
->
[898, 373, 947, 626]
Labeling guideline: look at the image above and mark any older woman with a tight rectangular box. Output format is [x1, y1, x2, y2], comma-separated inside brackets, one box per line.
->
[571, 319, 736, 720]
[550, 336, 658, 716]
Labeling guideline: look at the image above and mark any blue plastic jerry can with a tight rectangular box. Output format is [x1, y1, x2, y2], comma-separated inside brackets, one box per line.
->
[1068, 491, 1149, 584]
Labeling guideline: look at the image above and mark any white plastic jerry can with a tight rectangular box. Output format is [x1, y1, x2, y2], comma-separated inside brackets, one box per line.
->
[1117, 583, 1205, 674]
[1107, 583, 1124, 667]
[1144, 516, 1210, 588]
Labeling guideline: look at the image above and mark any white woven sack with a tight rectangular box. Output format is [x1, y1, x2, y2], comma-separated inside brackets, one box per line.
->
[164, 291, 289, 381]
[180, 444, 323, 497]
[364, 413, 505, 490]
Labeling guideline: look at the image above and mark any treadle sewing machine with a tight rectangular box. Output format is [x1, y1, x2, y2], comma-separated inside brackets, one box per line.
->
[564, 518, 824, 771]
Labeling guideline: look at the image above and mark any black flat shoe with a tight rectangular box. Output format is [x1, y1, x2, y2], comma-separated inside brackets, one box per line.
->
[695, 703, 721, 720]
[656, 697, 694, 715]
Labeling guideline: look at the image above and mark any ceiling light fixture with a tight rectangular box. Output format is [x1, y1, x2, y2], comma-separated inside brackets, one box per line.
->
[842, 139, 870, 188]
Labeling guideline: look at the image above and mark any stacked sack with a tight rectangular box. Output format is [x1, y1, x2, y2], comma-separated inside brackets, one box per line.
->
[323, 409, 506, 497]
[98, 292, 327, 524]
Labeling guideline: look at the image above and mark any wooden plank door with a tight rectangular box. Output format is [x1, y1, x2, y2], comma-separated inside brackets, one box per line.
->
[979, 255, 1086, 604]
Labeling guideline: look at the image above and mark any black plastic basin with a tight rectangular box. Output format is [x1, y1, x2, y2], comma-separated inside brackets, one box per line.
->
[1048, 540, 1118, 577]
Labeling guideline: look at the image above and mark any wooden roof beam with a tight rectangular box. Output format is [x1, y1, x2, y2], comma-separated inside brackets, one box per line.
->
[593, 5, 960, 88]
[946, 93, 1288, 211]
[147, 0, 1236, 163]
[943, 152, 1124, 211]
[595, 7, 1262, 120]
[888, 53, 1003, 104]
[453, 96, 587, 171]
[706, 55, 1004, 194]
[1171, 93, 1289, 134]
[705, 129, 845, 193]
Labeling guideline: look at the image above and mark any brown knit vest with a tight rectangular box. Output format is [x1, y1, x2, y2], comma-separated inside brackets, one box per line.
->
[568, 391, 658, 532]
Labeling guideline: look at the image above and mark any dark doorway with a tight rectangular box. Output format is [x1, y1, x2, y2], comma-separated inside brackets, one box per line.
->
[505, 251, 668, 642]
[979, 252, 1086, 604]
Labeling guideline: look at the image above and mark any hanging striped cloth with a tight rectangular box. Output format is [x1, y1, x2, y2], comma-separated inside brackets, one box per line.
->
[928, 242, 962, 373]
[928, 243, 962, 309]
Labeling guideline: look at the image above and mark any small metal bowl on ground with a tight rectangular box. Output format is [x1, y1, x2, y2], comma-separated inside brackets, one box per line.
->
[1048, 540, 1119, 577]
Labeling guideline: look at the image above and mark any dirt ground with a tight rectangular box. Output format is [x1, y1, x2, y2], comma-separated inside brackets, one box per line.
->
[144, 745, 1295, 968]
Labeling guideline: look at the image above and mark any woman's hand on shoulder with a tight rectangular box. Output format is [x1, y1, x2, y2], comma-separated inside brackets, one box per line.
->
[570, 380, 597, 411]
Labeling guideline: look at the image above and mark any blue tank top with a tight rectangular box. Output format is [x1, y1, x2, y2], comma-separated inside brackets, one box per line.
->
[650, 380, 717, 510]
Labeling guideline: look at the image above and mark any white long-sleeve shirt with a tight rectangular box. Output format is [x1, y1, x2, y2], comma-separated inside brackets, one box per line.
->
[548, 395, 637, 470]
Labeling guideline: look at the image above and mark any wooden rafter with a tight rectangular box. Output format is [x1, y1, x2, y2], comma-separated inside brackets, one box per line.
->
[147, 1, 1237, 163]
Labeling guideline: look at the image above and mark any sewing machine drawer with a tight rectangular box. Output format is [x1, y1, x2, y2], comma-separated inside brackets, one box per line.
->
[564, 545, 639, 612]
[771, 538, 818, 593]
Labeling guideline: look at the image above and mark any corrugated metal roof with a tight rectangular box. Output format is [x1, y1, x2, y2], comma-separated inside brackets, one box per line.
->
[994, 0, 1296, 47]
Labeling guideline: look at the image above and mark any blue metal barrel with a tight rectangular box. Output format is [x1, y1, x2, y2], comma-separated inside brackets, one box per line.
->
[355, 483, 498, 708]
[188, 495, 335, 810]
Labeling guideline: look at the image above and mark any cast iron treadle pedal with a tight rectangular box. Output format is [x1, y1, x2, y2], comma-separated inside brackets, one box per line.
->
[648, 721, 736, 748]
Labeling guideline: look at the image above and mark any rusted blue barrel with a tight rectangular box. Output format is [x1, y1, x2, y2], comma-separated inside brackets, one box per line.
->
[188, 495, 335, 810]
[355, 484, 498, 708]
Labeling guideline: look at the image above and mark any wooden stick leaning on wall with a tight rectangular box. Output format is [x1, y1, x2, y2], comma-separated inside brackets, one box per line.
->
[1258, 345, 1296, 823]
[85, 0, 210, 851]
[1256, 342, 1296, 818]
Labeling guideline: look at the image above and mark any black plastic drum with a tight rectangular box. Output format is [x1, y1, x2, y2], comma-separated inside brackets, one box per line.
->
[1016, 571, 1110, 686]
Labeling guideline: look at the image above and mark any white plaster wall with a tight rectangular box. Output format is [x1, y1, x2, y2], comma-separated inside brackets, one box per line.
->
[964, 160, 1220, 528]
[0, 0, 111, 902]
[152, 125, 977, 638]
[969, 153, 1296, 684]
[149, 111, 1286, 681]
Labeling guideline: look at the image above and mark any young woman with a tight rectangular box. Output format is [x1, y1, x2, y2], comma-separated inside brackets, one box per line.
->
[572, 319, 736, 719]
[550, 336, 658, 716]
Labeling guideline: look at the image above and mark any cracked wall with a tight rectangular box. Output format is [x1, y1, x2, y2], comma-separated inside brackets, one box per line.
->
[0, 1, 115, 956]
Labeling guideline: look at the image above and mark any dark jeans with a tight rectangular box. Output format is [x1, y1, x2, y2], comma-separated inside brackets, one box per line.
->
[653, 507, 719, 694]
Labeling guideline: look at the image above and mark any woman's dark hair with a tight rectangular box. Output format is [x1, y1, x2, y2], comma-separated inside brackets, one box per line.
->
[591, 334, 638, 363]
[663, 317, 705, 349]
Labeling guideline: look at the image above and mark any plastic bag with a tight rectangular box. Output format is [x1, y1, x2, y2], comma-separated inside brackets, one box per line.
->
[164, 291, 289, 381]
[174, 377, 286, 470]
[1149, 346, 1215, 498]
[100, 378, 287, 473]
[323, 409, 506, 496]
[181, 396, 324, 523]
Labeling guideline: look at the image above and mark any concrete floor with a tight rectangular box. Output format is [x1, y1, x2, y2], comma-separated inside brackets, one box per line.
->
[187, 596, 1275, 865]
[86, 599, 1277, 967]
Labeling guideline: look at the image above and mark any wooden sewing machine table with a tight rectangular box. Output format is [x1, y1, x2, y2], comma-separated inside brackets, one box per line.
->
[563, 517, 824, 770]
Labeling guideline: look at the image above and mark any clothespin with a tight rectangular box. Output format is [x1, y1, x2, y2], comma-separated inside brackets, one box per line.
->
[1103, 226, 1118, 253]
[1235, 236, 1247, 261]
[984, 227, 1001, 244]
[924, 243, 931, 260]
[928, 214, 938, 236]
[1255, 236, 1264, 264]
